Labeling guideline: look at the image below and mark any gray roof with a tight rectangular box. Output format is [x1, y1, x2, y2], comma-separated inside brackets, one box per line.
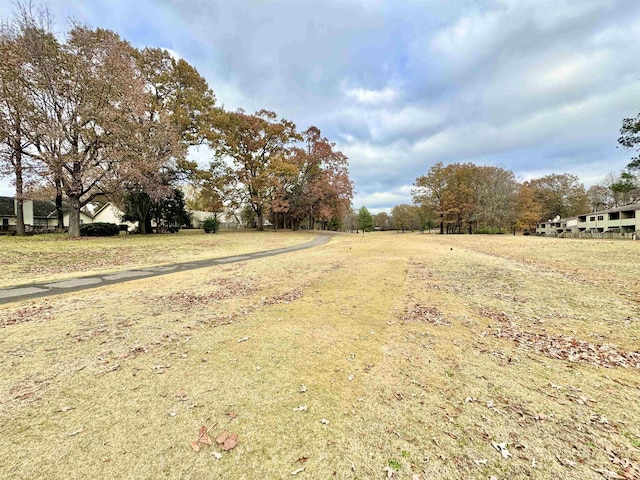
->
[0, 196, 92, 219]
[600, 203, 640, 214]
[0, 196, 15, 217]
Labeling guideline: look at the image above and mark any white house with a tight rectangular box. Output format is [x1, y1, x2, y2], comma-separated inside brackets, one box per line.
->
[92, 203, 137, 232]
[0, 196, 93, 232]
[190, 209, 242, 230]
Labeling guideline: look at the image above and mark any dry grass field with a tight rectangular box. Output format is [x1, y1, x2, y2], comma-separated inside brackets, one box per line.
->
[0, 230, 314, 288]
[1, 232, 639, 479]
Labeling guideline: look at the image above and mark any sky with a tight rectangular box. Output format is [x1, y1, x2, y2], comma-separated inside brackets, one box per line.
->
[1, 0, 639, 212]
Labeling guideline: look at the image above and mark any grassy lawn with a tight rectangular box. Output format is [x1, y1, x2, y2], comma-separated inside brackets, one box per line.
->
[1, 232, 639, 479]
[0, 230, 315, 288]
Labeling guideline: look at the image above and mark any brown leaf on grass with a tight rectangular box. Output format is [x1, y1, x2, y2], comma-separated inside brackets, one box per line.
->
[191, 440, 200, 452]
[3, 302, 54, 327]
[480, 308, 640, 368]
[198, 426, 212, 446]
[216, 431, 239, 451]
[226, 411, 238, 419]
[594, 469, 624, 479]
[297, 456, 309, 464]
[401, 304, 452, 326]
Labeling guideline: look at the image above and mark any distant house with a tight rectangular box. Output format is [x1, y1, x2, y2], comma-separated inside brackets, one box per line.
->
[189, 210, 242, 230]
[0, 196, 249, 234]
[92, 203, 137, 232]
[0, 196, 93, 232]
[536, 203, 640, 238]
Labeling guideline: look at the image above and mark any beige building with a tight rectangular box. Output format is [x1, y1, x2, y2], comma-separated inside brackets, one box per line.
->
[92, 203, 137, 232]
[189, 210, 242, 230]
[536, 203, 639, 238]
[0, 196, 93, 232]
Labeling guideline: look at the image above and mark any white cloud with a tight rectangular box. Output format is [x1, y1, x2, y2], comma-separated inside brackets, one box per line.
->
[1, 0, 639, 212]
[343, 86, 399, 105]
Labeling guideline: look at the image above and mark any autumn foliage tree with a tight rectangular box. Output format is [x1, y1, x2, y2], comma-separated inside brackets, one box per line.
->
[216, 110, 298, 231]
[278, 127, 352, 230]
[525, 173, 587, 221]
[0, 20, 32, 236]
[1, 6, 354, 237]
[413, 163, 517, 233]
[14, 22, 183, 237]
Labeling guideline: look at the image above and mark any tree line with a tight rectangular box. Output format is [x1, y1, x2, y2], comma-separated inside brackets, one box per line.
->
[0, 5, 353, 236]
[379, 157, 640, 234]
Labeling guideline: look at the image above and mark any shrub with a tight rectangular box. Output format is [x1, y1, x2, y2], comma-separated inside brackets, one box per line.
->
[202, 216, 220, 234]
[474, 227, 505, 234]
[80, 222, 121, 237]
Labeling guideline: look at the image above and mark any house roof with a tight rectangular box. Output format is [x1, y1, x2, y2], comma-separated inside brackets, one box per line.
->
[600, 203, 640, 214]
[0, 196, 15, 217]
[34, 199, 58, 218]
[0, 196, 93, 219]
[93, 202, 112, 216]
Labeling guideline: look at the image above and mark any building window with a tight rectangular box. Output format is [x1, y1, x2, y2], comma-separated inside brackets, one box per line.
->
[597, 215, 604, 221]
[589, 216, 595, 221]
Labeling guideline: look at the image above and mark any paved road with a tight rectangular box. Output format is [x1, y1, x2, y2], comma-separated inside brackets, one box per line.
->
[0, 234, 331, 305]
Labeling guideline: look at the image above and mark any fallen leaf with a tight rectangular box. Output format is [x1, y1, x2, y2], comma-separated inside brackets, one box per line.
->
[211, 451, 222, 460]
[226, 411, 238, 419]
[320, 418, 330, 425]
[300, 384, 308, 393]
[291, 467, 305, 475]
[492, 441, 512, 459]
[348, 374, 354, 382]
[216, 431, 238, 451]
[593, 468, 624, 479]
[69, 427, 86, 436]
[383, 466, 394, 478]
[474, 459, 488, 465]
[191, 441, 200, 452]
[197, 425, 213, 445]
[293, 405, 308, 412]
[297, 456, 309, 464]
[56, 406, 74, 412]
[556, 456, 576, 468]
[237, 336, 249, 343]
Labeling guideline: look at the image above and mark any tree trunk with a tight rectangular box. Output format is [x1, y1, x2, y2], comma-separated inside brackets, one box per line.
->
[68, 194, 81, 237]
[55, 177, 64, 230]
[14, 147, 25, 236]
[256, 211, 264, 231]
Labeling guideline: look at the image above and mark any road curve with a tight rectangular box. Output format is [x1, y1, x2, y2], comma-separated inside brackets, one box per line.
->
[0, 234, 331, 305]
